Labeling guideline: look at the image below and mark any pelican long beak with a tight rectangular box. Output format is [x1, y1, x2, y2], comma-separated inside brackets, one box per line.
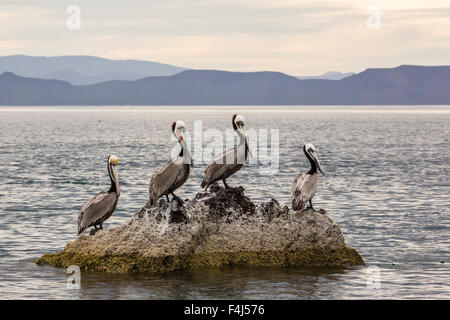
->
[177, 129, 192, 164]
[176, 127, 186, 143]
[111, 165, 120, 196]
[239, 126, 252, 158]
[311, 151, 325, 175]
[179, 130, 186, 146]
[240, 126, 246, 139]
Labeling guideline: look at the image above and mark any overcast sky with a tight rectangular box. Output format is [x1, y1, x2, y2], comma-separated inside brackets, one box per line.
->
[1, 0, 449, 75]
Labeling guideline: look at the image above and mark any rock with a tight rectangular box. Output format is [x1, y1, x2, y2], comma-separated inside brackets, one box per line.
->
[35, 184, 364, 273]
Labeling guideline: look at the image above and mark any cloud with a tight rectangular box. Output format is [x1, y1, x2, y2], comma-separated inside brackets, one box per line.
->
[0, 0, 449, 75]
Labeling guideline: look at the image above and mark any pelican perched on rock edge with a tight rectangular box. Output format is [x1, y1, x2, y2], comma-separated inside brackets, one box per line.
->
[201, 114, 249, 190]
[291, 143, 325, 211]
[78, 155, 120, 235]
[149, 120, 191, 206]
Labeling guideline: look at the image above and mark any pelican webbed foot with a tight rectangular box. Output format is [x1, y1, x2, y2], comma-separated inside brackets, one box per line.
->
[306, 200, 315, 211]
[222, 179, 231, 189]
[90, 226, 100, 236]
[170, 192, 184, 206]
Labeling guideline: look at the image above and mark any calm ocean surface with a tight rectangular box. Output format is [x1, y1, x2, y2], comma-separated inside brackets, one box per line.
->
[0, 106, 449, 299]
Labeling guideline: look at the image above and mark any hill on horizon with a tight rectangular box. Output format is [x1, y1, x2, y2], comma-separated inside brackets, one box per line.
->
[296, 71, 355, 80]
[0, 55, 186, 85]
[0, 65, 449, 105]
[0, 54, 357, 84]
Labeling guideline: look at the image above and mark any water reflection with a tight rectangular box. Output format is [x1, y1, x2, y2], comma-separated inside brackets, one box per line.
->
[0, 106, 449, 299]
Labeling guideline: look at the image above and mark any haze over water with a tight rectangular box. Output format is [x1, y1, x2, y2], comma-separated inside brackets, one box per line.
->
[0, 106, 449, 299]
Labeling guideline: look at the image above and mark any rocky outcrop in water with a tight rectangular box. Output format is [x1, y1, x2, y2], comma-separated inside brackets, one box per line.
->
[35, 183, 364, 273]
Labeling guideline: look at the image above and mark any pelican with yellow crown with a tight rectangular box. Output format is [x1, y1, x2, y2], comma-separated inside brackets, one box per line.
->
[77, 155, 120, 235]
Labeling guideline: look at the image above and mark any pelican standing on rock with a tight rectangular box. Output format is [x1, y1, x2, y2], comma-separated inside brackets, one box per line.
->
[149, 120, 191, 206]
[201, 114, 250, 190]
[291, 144, 325, 211]
[78, 155, 120, 235]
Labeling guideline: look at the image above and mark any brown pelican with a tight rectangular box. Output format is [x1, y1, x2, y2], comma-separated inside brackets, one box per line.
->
[77, 155, 120, 235]
[201, 114, 249, 190]
[291, 143, 325, 210]
[149, 120, 191, 206]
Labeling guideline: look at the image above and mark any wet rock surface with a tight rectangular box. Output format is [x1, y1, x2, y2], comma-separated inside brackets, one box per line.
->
[35, 183, 364, 273]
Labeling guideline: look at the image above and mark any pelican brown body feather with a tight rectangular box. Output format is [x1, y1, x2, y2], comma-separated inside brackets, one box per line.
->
[201, 114, 249, 190]
[77, 191, 118, 235]
[77, 155, 120, 235]
[291, 172, 318, 210]
[149, 157, 190, 205]
[291, 144, 324, 211]
[149, 120, 191, 206]
[201, 145, 248, 189]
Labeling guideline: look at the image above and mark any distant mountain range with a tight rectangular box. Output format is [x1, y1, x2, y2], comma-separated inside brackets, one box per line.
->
[296, 71, 355, 80]
[0, 55, 186, 85]
[0, 55, 351, 84]
[0, 65, 449, 105]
